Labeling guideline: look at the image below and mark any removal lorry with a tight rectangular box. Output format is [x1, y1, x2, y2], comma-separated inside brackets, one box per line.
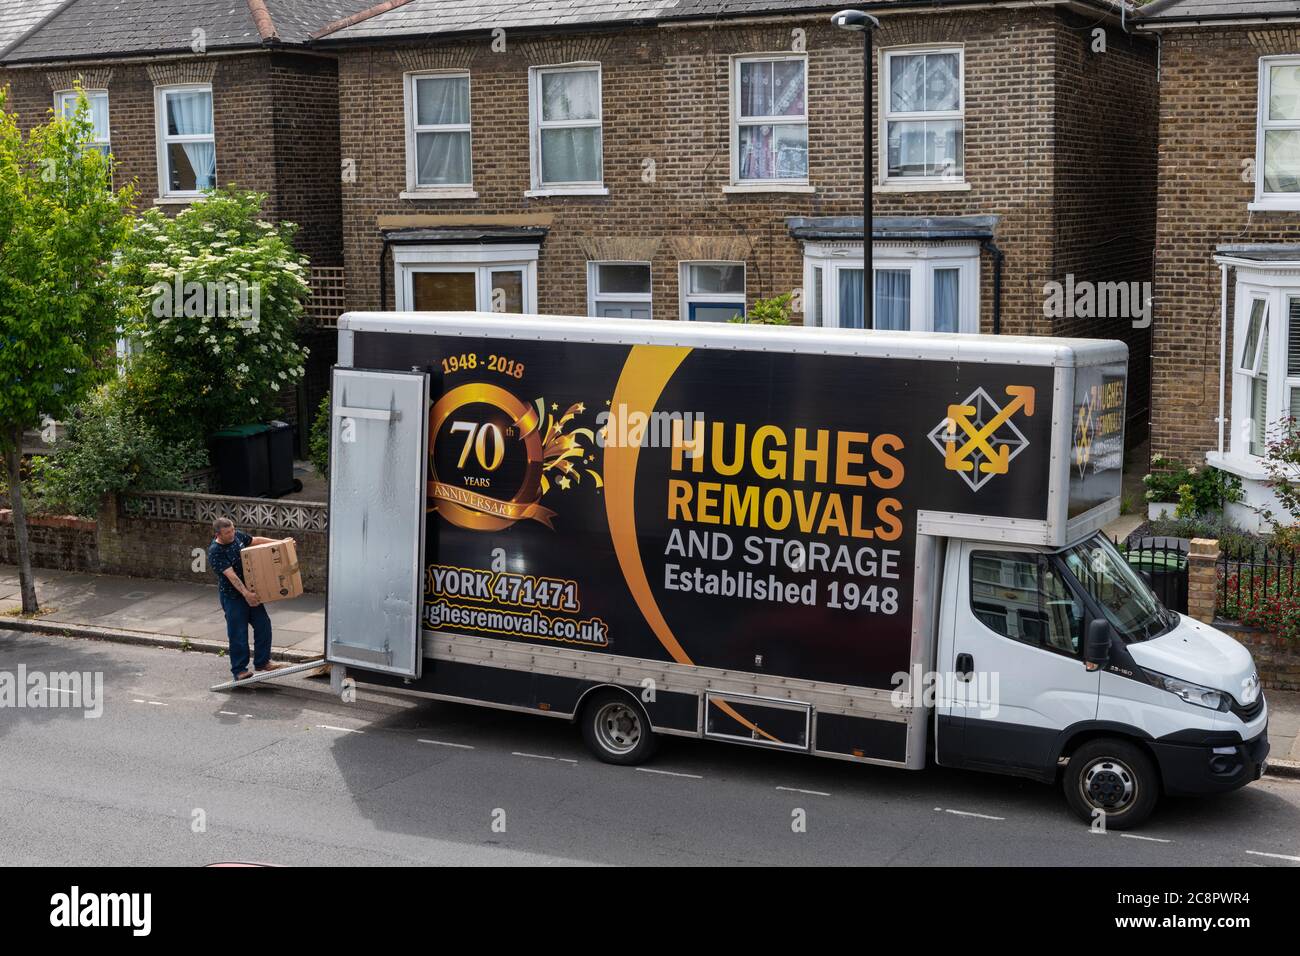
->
[321, 311, 1268, 828]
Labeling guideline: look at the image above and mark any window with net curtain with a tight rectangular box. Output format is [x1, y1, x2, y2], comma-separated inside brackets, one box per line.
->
[736, 56, 808, 182]
[160, 87, 215, 194]
[57, 90, 110, 159]
[884, 49, 963, 181]
[535, 66, 602, 186]
[410, 73, 471, 187]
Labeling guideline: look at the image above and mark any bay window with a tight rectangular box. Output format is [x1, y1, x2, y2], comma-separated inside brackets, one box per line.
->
[870, 243, 978, 332]
[882, 47, 964, 183]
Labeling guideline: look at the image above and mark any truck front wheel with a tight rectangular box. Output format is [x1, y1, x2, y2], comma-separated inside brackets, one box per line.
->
[1063, 738, 1159, 830]
[581, 690, 657, 765]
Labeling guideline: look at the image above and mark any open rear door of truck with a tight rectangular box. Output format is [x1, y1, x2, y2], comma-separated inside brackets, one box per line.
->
[325, 367, 429, 678]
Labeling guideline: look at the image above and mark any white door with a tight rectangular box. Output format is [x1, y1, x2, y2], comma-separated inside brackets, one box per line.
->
[945, 541, 1099, 774]
[326, 368, 430, 677]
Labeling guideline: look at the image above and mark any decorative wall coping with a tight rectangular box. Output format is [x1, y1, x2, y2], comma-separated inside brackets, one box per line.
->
[119, 491, 328, 533]
[0, 509, 96, 532]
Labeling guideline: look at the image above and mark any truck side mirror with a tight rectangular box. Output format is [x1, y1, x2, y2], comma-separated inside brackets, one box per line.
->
[1085, 619, 1111, 670]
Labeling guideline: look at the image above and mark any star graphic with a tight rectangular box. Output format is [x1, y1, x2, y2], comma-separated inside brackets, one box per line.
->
[551, 402, 558, 411]
[575, 402, 585, 414]
[557, 475, 571, 490]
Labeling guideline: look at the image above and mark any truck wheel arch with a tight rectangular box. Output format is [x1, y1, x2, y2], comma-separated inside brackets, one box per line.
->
[1054, 721, 1158, 777]
[573, 683, 656, 728]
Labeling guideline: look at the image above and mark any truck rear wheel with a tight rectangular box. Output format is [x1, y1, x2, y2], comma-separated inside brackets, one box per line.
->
[1063, 738, 1159, 830]
[581, 690, 657, 765]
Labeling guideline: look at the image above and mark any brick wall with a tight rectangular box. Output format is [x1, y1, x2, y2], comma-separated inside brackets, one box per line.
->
[336, 11, 1157, 432]
[0, 511, 98, 573]
[1052, 12, 1158, 444]
[338, 20, 866, 319]
[1151, 27, 1300, 466]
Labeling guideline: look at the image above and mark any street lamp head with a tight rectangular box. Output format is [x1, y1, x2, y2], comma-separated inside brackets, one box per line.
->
[831, 9, 879, 31]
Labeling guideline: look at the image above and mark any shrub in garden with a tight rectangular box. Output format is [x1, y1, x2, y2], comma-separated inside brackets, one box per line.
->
[117, 188, 310, 444]
[29, 383, 208, 518]
[309, 391, 331, 482]
[1220, 568, 1300, 642]
[1142, 455, 1241, 517]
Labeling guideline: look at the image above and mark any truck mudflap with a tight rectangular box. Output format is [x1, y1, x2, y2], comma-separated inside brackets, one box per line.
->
[1147, 726, 1270, 796]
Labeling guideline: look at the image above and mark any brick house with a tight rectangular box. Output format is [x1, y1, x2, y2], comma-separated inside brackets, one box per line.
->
[316, 0, 1157, 442]
[0, 0, 372, 449]
[1137, 0, 1300, 529]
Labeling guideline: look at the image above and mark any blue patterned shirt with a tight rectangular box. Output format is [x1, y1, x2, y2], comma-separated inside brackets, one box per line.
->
[208, 531, 252, 598]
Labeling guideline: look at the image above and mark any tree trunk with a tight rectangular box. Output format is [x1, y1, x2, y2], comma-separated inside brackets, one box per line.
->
[4, 425, 39, 614]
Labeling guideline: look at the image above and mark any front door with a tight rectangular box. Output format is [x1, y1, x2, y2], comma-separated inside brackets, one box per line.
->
[944, 542, 1099, 775]
[326, 367, 430, 677]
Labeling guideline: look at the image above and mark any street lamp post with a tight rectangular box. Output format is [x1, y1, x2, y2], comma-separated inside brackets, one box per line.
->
[832, 9, 879, 331]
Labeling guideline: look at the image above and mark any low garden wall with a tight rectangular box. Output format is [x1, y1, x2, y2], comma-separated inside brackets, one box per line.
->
[0, 490, 329, 593]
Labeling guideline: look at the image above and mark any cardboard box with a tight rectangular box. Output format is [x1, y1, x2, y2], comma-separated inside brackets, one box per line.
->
[241, 539, 303, 604]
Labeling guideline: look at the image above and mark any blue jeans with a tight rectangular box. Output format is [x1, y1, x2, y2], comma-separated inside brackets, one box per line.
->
[220, 589, 273, 677]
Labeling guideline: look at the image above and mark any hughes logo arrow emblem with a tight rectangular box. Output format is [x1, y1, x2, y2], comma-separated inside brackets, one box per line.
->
[929, 385, 1035, 491]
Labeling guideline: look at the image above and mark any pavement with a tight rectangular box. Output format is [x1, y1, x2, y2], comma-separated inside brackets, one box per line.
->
[2, 563, 1299, 774]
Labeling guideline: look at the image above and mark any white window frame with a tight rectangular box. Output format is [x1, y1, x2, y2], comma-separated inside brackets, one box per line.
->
[392, 243, 539, 314]
[402, 70, 475, 199]
[1253, 56, 1300, 211]
[802, 242, 863, 328]
[727, 53, 813, 194]
[867, 241, 980, 332]
[587, 261, 653, 319]
[679, 261, 746, 322]
[54, 88, 110, 155]
[880, 45, 965, 188]
[154, 83, 215, 202]
[527, 63, 606, 196]
[1226, 275, 1300, 463]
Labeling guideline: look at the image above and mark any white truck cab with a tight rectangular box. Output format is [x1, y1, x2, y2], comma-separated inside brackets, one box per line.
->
[937, 532, 1268, 828]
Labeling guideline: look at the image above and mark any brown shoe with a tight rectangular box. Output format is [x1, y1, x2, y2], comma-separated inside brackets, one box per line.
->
[258, 660, 289, 672]
[235, 670, 255, 681]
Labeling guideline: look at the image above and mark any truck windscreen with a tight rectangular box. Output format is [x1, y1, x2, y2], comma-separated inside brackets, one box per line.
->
[1058, 534, 1174, 643]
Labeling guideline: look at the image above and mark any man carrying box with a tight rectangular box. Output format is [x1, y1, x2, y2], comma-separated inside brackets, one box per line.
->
[208, 516, 293, 682]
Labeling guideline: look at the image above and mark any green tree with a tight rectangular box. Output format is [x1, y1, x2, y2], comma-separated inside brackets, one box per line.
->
[0, 89, 137, 613]
[116, 188, 310, 444]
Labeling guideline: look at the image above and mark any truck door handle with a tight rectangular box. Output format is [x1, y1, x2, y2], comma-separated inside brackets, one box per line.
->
[956, 653, 974, 681]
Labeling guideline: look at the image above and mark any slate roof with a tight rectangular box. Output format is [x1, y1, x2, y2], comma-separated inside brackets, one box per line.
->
[0, 0, 65, 56]
[314, 0, 1132, 42]
[1, 0, 374, 63]
[1138, 0, 1300, 23]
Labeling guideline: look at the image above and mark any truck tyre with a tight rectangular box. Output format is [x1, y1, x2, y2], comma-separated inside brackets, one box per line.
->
[1064, 738, 1159, 830]
[581, 690, 657, 765]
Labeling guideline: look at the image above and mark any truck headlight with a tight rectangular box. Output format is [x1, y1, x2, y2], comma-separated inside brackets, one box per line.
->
[1142, 668, 1230, 711]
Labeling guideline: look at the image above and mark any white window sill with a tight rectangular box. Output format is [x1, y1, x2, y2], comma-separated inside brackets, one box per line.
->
[525, 187, 609, 198]
[154, 196, 202, 206]
[1248, 198, 1300, 212]
[400, 189, 479, 200]
[1205, 450, 1273, 482]
[875, 181, 971, 193]
[722, 182, 815, 195]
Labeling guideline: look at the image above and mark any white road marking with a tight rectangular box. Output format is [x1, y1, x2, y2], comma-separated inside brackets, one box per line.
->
[637, 767, 703, 779]
[935, 807, 1005, 821]
[511, 751, 578, 764]
[218, 711, 238, 716]
[48, 687, 77, 696]
[776, 786, 830, 797]
[1121, 833, 1173, 844]
[317, 724, 363, 734]
[1246, 850, 1300, 863]
[419, 738, 474, 750]
[130, 698, 167, 706]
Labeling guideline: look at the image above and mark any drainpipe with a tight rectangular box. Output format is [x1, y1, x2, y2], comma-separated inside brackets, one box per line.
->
[378, 236, 393, 311]
[1218, 261, 1229, 455]
[981, 237, 1005, 335]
